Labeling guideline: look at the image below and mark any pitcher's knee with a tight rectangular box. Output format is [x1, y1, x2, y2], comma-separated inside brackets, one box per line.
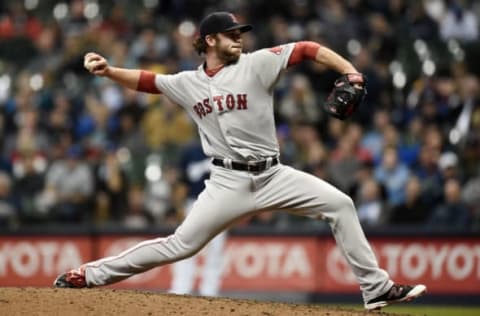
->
[171, 233, 204, 260]
[328, 191, 355, 213]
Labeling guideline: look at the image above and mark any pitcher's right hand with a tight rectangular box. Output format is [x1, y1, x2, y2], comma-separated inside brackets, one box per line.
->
[84, 52, 109, 76]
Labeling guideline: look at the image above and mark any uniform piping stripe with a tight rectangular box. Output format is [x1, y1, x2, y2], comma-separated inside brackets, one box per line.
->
[86, 235, 175, 269]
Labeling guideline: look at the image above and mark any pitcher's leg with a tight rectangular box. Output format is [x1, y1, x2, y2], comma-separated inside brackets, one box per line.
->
[85, 171, 255, 287]
[256, 166, 392, 302]
[85, 234, 192, 286]
[324, 193, 392, 302]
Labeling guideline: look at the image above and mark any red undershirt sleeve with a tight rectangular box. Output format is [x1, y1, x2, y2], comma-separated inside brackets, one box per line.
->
[287, 41, 321, 67]
[137, 70, 161, 94]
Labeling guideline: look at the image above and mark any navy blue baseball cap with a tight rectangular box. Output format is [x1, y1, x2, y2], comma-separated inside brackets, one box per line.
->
[199, 12, 252, 38]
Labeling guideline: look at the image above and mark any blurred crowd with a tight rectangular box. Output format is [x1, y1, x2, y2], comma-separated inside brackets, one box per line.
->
[0, 0, 479, 231]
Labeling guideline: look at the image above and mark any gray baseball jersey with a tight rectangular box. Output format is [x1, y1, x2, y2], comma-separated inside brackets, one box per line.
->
[154, 44, 295, 161]
[83, 44, 393, 303]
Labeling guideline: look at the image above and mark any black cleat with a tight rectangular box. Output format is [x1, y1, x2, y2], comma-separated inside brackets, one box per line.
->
[365, 283, 427, 310]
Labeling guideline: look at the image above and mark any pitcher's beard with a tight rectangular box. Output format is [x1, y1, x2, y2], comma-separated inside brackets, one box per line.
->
[217, 47, 241, 65]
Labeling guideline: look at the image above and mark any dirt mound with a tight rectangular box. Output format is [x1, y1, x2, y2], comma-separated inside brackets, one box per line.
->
[0, 287, 402, 316]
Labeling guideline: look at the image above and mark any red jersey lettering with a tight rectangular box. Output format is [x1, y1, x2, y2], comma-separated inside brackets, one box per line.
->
[226, 94, 235, 110]
[236, 94, 247, 110]
[213, 95, 224, 111]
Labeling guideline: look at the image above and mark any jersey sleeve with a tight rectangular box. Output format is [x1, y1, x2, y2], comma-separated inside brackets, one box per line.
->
[153, 73, 186, 106]
[249, 43, 295, 90]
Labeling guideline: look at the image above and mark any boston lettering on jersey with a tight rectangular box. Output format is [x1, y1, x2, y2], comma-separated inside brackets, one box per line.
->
[193, 94, 248, 119]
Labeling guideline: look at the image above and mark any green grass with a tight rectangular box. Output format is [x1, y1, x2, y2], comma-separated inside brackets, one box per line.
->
[338, 304, 480, 316]
[382, 306, 480, 316]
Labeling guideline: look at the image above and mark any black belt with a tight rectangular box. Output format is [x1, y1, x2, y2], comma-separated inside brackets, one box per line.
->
[212, 157, 279, 172]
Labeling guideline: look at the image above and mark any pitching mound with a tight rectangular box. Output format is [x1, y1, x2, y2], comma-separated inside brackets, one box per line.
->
[0, 287, 402, 316]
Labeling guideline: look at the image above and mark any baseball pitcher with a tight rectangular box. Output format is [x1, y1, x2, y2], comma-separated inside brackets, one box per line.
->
[54, 12, 426, 310]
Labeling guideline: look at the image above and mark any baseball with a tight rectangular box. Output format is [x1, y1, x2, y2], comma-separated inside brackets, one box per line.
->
[85, 59, 98, 72]
[84, 54, 106, 72]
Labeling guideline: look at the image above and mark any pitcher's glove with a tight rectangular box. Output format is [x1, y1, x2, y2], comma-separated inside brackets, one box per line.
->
[323, 73, 367, 120]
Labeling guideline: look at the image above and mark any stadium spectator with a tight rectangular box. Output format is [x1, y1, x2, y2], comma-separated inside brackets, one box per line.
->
[440, 0, 479, 42]
[437, 151, 461, 181]
[402, 2, 439, 40]
[276, 124, 297, 167]
[398, 117, 423, 167]
[76, 93, 110, 149]
[356, 178, 387, 227]
[389, 176, 430, 225]
[12, 151, 46, 223]
[361, 109, 391, 162]
[38, 144, 94, 222]
[289, 123, 326, 171]
[0, 171, 17, 227]
[412, 142, 443, 207]
[3, 106, 49, 162]
[143, 163, 178, 225]
[278, 74, 322, 125]
[428, 178, 471, 229]
[44, 92, 74, 138]
[94, 144, 129, 223]
[0, 2, 42, 40]
[374, 146, 410, 207]
[462, 174, 480, 230]
[141, 95, 195, 163]
[350, 158, 387, 205]
[96, 3, 132, 41]
[122, 184, 154, 229]
[130, 25, 171, 63]
[112, 99, 149, 185]
[329, 136, 362, 193]
[328, 124, 371, 192]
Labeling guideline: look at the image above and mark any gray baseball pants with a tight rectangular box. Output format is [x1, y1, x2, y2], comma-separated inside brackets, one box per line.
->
[84, 163, 392, 302]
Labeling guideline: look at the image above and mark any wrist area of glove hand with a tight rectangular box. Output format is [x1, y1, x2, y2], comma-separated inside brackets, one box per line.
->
[342, 73, 365, 84]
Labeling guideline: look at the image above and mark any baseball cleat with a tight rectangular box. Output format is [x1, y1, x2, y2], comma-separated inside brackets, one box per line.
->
[53, 266, 87, 288]
[364, 283, 427, 310]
